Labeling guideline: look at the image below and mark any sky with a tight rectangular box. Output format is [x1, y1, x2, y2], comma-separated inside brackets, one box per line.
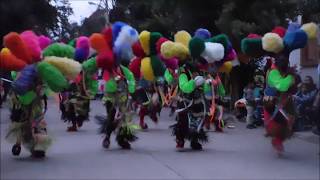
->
[68, 0, 98, 24]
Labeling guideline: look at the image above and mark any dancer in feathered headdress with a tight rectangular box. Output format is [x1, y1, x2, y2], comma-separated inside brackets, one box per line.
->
[91, 22, 140, 149]
[42, 41, 89, 132]
[1, 31, 80, 158]
[241, 22, 318, 155]
[129, 31, 169, 129]
[157, 28, 233, 150]
[42, 36, 96, 132]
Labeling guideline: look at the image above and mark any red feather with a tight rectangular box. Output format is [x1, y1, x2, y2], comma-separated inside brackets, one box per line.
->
[3, 32, 33, 64]
[247, 33, 261, 39]
[97, 50, 114, 71]
[272, 26, 286, 38]
[0, 48, 27, 71]
[102, 27, 113, 47]
[129, 57, 142, 78]
[132, 41, 145, 57]
[156, 37, 169, 54]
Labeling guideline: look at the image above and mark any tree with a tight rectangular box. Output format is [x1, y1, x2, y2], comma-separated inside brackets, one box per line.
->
[50, 0, 75, 42]
[110, 0, 318, 45]
[215, 0, 299, 50]
[80, 9, 108, 36]
[0, 0, 58, 45]
[109, 0, 224, 37]
[297, 0, 320, 22]
[108, 0, 319, 104]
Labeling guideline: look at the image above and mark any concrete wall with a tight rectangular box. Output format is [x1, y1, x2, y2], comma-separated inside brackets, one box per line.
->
[289, 49, 319, 88]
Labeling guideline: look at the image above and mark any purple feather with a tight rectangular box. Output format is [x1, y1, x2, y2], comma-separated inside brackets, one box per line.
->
[74, 47, 89, 62]
[287, 22, 300, 33]
[194, 28, 211, 40]
[12, 64, 38, 95]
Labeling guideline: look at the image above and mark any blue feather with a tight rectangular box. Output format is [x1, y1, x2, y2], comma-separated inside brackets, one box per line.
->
[194, 28, 211, 40]
[12, 65, 38, 95]
[284, 29, 308, 52]
[112, 21, 127, 45]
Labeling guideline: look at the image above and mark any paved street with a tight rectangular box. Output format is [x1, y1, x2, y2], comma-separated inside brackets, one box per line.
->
[1, 99, 319, 179]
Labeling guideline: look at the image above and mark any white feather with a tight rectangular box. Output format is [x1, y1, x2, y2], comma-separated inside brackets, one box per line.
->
[201, 42, 224, 63]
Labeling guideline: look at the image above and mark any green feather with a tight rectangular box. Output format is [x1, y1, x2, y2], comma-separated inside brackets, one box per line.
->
[11, 71, 17, 80]
[37, 62, 69, 92]
[267, 69, 294, 92]
[164, 69, 174, 84]
[241, 38, 264, 57]
[18, 91, 36, 105]
[150, 55, 165, 77]
[43, 43, 75, 59]
[82, 57, 97, 74]
[150, 32, 162, 55]
[179, 73, 195, 94]
[120, 65, 136, 93]
[189, 37, 205, 58]
[207, 34, 229, 51]
[105, 79, 117, 93]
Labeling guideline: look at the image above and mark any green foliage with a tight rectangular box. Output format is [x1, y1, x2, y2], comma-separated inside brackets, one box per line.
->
[0, 0, 57, 45]
[110, 0, 318, 51]
[51, 0, 77, 42]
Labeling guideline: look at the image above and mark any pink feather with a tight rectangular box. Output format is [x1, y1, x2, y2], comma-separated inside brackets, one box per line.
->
[159, 54, 178, 70]
[247, 33, 261, 39]
[76, 36, 90, 49]
[38, 35, 52, 50]
[224, 49, 237, 61]
[20, 31, 41, 61]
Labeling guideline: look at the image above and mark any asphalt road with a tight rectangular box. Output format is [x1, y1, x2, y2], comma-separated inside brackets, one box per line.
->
[1, 99, 319, 179]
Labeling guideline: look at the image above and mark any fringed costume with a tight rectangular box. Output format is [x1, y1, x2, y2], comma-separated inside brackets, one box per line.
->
[2, 30, 82, 158]
[6, 86, 51, 158]
[59, 81, 90, 132]
[263, 55, 296, 154]
[97, 74, 139, 149]
[138, 83, 163, 129]
[171, 72, 208, 150]
[240, 22, 318, 154]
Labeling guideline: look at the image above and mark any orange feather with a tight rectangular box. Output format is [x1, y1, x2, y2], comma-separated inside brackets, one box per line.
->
[0, 48, 27, 71]
[3, 32, 33, 64]
[89, 33, 110, 53]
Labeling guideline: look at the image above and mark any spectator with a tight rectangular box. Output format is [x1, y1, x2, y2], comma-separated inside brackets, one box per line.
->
[0, 79, 3, 108]
[0, 71, 12, 108]
[253, 71, 265, 126]
[311, 90, 320, 135]
[293, 76, 318, 131]
[244, 82, 256, 129]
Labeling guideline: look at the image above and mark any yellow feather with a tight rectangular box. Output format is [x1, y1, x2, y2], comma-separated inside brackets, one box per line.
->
[44, 56, 82, 80]
[262, 33, 284, 53]
[160, 41, 176, 59]
[218, 61, 233, 73]
[174, 31, 191, 48]
[301, 22, 319, 39]
[141, 57, 155, 81]
[139, 31, 151, 55]
[160, 41, 189, 60]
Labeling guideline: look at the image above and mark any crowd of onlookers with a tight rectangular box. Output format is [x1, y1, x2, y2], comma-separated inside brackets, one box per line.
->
[0, 71, 11, 108]
[1, 69, 319, 135]
[235, 73, 320, 136]
[293, 76, 319, 135]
